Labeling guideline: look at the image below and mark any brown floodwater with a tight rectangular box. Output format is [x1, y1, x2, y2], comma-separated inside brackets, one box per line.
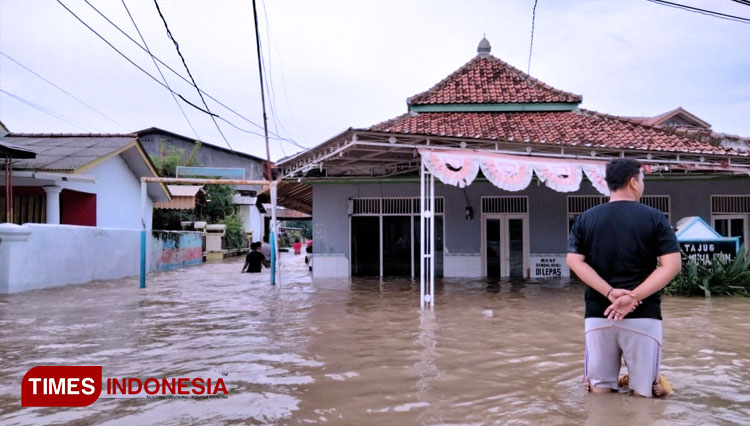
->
[1, 253, 749, 425]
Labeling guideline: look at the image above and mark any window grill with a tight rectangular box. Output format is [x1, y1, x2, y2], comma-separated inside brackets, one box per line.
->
[566, 195, 670, 216]
[352, 198, 380, 214]
[481, 196, 528, 214]
[641, 196, 671, 217]
[567, 196, 608, 214]
[352, 197, 444, 215]
[712, 195, 750, 214]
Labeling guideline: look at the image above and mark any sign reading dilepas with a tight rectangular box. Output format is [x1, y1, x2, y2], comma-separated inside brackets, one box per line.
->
[530, 255, 569, 278]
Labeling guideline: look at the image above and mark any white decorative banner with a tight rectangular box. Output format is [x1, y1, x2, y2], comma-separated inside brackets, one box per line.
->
[532, 163, 582, 193]
[479, 157, 534, 192]
[582, 165, 610, 196]
[421, 149, 480, 188]
[418, 149, 609, 195]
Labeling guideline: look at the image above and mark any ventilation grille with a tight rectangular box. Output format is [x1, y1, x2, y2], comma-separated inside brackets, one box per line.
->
[712, 195, 750, 214]
[352, 197, 444, 215]
[352, 198, 380, 214]
[568, 196, 607, 214]
[641, 196, 670, 214]
[482, 197, 528, 213]
[567, 195, 670, 215]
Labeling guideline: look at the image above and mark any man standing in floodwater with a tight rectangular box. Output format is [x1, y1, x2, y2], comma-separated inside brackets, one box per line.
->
[567, 158, 681, 397]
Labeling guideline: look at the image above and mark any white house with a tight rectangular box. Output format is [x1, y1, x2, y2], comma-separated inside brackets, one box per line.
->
[1, 133, 170, 229]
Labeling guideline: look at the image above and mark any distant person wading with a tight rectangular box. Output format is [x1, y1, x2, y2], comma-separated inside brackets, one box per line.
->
[242, 242, 270, 273]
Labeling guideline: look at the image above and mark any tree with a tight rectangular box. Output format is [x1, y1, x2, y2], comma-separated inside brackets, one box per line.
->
[150, 140, 201, 178]
[202, 184, 236, 223]
[151, 140, 202, 230]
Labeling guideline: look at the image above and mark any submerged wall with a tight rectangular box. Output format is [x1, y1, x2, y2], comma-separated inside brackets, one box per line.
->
[0, 224, 203, 293]
[311, 176, 750, 278]
[150, 231, 203, 271]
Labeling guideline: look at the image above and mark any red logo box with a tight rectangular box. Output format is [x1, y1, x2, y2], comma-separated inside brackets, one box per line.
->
[22, 366, 102, 407]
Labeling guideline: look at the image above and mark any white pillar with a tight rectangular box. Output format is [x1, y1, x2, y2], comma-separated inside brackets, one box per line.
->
[249, 205, 263, 243]
[0, 223, 32, 293]
[43, 185, 63, 225]
[420, 162, 435, 309]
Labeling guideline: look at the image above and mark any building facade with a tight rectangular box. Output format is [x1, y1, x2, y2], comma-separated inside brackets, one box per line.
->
[278, 39, 750, 280]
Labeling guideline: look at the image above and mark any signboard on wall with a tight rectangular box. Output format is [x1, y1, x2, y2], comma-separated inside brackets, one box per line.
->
[675, 216, 740, 267]
[679, 240, 739, 266]
[530, 255, 569, 278]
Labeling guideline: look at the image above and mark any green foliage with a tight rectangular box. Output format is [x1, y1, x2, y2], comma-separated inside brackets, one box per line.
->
[221, 215, 247, 249]
[150, 140, 201, 177]
[283, 220, 312, 239]
[202, 184, 236, 223]
[150, 140, 202, 230]
[666, 248, 750, 297]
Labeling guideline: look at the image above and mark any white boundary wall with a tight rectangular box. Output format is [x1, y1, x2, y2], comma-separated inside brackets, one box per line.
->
[0, 223, 144, 293]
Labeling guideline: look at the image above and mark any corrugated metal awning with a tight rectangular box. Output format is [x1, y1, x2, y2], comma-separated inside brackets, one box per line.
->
[154, 185, 205, 210]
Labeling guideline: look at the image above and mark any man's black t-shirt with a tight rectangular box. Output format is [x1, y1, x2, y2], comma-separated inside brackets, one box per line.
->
[245, 250, 266, 273]
[568, 201, 680, 319]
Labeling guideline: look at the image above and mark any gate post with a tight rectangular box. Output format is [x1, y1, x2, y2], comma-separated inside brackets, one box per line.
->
[420, 162, 435, 309]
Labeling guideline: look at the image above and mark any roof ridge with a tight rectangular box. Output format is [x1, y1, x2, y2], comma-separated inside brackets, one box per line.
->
[367, 112, 415, 130]
[406, 56, 482, 105]
[407, 54, 582, 106]
[575, 108, 750, 147]
[482, 55, 582, 102]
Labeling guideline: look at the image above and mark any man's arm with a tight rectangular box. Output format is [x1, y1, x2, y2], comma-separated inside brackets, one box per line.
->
[566, 253, 631, 302]
[603, 252, 681, 319]
[241, 257, 249, 273]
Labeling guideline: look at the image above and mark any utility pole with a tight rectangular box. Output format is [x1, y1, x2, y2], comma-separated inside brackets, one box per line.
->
[251, 0, 279, 285]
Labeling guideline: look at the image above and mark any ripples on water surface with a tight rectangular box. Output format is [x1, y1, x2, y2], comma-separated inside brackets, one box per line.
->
[1, 254, 749, 425]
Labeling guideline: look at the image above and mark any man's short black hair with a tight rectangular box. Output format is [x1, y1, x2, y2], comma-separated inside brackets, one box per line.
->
[605, 159, 642, 191]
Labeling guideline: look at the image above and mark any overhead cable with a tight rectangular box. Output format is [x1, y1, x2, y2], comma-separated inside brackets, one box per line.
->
[645, 0, 750, 24]
[0, 88, 97, 132]
[0, 51, 127, 130]
[59, 0, 306, 149]
[527, 0, 539, 74]
[152, 0, 235, 153]
[119, 0, 201, 140]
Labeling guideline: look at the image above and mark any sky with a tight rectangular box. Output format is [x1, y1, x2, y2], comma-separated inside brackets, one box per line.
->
[1, 0, 749, 162]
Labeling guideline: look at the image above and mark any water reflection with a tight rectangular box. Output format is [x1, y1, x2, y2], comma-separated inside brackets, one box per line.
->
[0, 255, 749, 425]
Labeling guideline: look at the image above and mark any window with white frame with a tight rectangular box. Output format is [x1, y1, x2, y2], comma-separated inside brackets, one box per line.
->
[350, 197, 445, 277]
[711, 195, 750, 250]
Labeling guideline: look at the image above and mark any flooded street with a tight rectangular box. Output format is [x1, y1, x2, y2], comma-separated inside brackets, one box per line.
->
[1, 253, 749, 425]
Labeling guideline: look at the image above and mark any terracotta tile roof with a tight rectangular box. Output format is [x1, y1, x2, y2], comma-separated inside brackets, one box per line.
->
[369, 109, 745, 156]
[407, 55, 582, 106]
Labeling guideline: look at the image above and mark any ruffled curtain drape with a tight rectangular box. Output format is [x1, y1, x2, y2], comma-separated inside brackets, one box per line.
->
[419, 149, 610, 196]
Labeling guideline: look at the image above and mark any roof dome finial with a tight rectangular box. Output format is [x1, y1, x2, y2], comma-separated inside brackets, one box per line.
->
[477, 35, 491, 57]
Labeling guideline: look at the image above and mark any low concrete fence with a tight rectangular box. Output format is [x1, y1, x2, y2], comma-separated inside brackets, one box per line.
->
[0, 223, 204, 294]
[151, 230, 203, 271]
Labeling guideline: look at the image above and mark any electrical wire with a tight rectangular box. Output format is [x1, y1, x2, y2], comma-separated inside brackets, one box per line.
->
[259, 0, 302, 153]
[257, 2, 286, 157]
[527, 0, 538, 74]
[152, 0, 235, 154]
[0, 89, 97, 132]
[645, 0, 750, 24]
[61, 0, 307, 149]
[119, 0, 200, 141]
[0, 51, 127, 130]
